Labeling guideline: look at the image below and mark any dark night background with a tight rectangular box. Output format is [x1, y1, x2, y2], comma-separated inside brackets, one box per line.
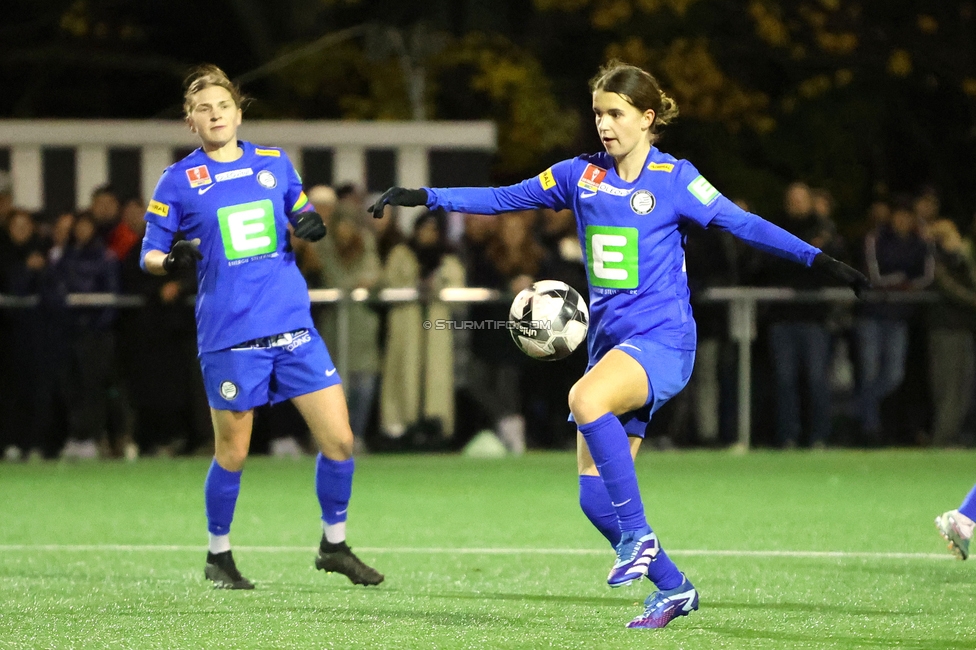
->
[0, 0, 974, 228]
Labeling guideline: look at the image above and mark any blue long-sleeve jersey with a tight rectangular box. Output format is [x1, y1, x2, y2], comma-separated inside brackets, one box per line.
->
[140, 141, 314, 354]
[426, 147, 820, 359]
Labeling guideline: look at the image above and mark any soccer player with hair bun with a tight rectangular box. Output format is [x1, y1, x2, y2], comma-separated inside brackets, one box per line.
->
[369, 60, 868, 629]
[140, 64, 383, 590]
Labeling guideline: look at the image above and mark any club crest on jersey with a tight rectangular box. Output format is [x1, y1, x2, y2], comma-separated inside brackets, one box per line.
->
[257, 170, 277, 189]
[577, 164, 607, 192]
[186, 165, 212, 188]
[219, 381, 238, 400]
[630, 190, 656, 215]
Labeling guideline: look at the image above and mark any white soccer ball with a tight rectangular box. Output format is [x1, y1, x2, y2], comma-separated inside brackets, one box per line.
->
[509, 280, 589, 361]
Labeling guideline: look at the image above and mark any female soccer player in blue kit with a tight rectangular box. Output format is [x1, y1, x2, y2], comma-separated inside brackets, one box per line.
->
[141, 65, 382, 589]
[369, 60, 868, 628]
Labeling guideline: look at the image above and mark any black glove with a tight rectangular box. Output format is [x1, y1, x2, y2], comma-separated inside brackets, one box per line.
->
[293, 211, 327, 242]
[367, 187, 428, 218]
[163, 239, 203, 273]
[811, 253, 871, 299]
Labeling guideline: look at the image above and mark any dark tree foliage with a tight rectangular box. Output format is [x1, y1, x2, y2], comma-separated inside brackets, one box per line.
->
[0, 0, 973, 222]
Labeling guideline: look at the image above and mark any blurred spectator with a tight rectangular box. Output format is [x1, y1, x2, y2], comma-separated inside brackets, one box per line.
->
[0, 171, 13, 228]
[525, 208, 589, 448]
[117, 203, 200, 458]
[104, 197, 145, 262]
[925, 219, 976, 447]
[914, 186, 942, 235]
[50, 213, 121, 459]
[335, 183, 365, 215]
[856, 196, 934, 445]
[380, 211, 464, 442]
[464, 210, 545, 453]
[46, 212, 74, 265]
[757, 182, 844, 448]
[677, 218, 740, 446]
[811, 188, 841, 231]
[309, 185, 338, 225]
[314, 208, 382, 452]
[87, 186, 123, 249]
[293, 185, 339, 286]
[0, 210, 48, 460]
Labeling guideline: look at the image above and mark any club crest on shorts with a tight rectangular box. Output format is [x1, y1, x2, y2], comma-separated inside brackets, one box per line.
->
[630, 190, 656, 215]
[219, 381, 239, 400]
[257, 170, 277, 189]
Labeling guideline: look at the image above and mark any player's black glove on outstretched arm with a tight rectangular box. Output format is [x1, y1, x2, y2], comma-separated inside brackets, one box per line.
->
[293, 211, 327, 242]
[367, 187, 428, 218]
[811, 253, 871, 299]
[163, 239, 203, 273]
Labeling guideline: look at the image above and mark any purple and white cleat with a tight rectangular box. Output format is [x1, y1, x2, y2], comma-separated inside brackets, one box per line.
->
[607, 527, 659, 587]
[627, 573, 699, 629]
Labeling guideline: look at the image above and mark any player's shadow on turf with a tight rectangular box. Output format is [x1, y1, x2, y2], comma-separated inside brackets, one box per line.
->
[707, 600, 921, 618]
[429, 591, 636, 608]
[708, 626, 972, 650]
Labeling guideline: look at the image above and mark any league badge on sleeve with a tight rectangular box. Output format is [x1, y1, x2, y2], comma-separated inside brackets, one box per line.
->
[577, 164, 607, 192]
[186, 165, 212, 188]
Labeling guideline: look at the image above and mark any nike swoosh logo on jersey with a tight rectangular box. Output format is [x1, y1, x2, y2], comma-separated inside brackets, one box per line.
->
[198, 184, 215, 195]
[580, 191, 597, 199]
[325, 368, 337, 377]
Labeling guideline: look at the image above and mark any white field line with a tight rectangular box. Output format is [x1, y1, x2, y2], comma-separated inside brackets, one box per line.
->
[0, 545, 953, 560]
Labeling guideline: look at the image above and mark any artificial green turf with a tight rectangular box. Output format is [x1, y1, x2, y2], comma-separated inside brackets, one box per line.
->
[1, 451, 974, 649]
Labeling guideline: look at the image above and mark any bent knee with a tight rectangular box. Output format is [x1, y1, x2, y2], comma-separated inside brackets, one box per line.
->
[568, 382, 610, 425]
[318, 429, 354, 461]
[214, 444, 248, 471]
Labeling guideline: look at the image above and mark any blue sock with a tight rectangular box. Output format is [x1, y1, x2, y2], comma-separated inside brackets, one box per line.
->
[579, 475, 621, 548]
[646, 545, 683, 591]
[315, 453, 354, 525]
[578, 412, 647, 532]
[959, 483, 976, 521]
[204, 459, 242, 536]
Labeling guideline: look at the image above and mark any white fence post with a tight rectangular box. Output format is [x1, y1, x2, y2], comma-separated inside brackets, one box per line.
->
[11, 146, 42, 211]
[76, 145, 109, 210]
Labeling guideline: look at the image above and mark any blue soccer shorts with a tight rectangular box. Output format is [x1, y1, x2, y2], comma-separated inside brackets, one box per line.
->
[570, 336, 696, 438]
[199, 328, 341, 411]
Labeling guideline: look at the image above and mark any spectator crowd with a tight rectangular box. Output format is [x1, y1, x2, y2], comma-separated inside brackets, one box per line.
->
[2, 172, 976, 461]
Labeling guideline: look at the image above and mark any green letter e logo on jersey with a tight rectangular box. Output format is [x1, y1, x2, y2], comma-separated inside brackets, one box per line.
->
[586, 225, 638, 289]
[217, 200, 278, 260]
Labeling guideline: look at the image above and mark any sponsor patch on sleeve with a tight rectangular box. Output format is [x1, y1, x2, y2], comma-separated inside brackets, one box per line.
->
[647, 162, 674, 172]
[687, 175, 720, 205]
[539, 168, 556, 191]
[147, 200, 169, 217]
[255, 148, 281, 157]
[577, 164, 607, 192]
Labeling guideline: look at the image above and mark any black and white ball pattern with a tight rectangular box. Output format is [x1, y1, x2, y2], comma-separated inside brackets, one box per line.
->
[509, 280, 589, 361]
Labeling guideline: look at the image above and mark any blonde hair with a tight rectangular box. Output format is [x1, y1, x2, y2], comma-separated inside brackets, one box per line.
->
[589, 59, 679, 142]
[182, 64, 249, 117]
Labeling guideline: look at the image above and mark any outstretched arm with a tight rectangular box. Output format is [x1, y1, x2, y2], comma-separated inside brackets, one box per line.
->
[708, 202, 869, 298]
[368, 162, 574, 218]
[671, 161, 868, 296]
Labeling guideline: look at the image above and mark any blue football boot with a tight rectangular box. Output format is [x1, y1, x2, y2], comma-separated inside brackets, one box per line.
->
[626, 573, 699, 629]
[607, 526, 659, 587]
